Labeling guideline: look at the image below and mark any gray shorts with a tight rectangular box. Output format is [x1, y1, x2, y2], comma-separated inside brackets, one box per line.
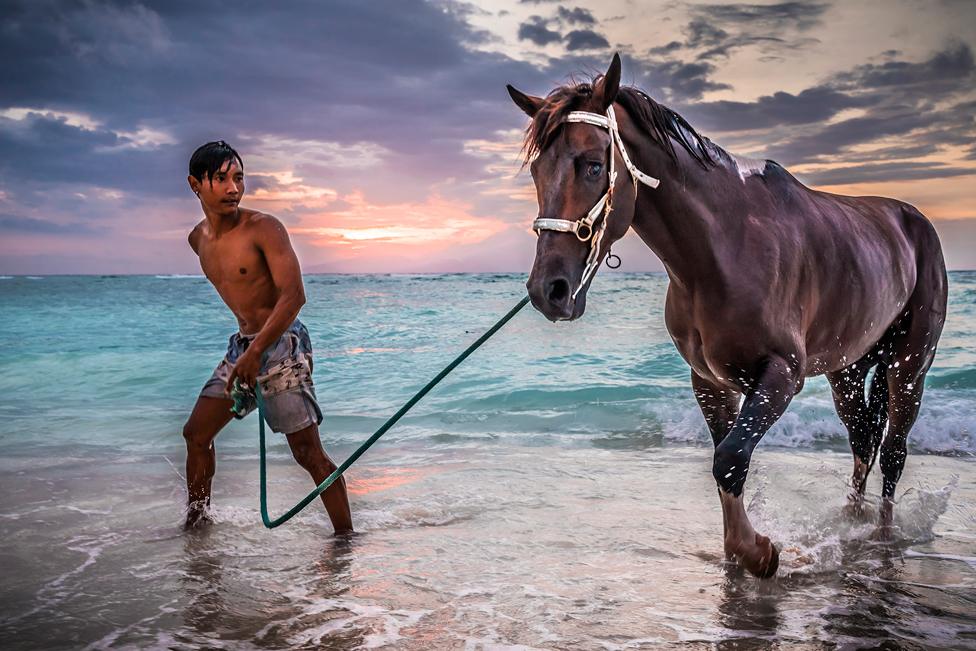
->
[201, 320, 323, 435]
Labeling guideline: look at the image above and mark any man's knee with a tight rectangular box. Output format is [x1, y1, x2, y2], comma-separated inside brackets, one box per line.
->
[713, 440, 749, 496]
[289, 437, 329, 471]
[183, 422, 215, 450]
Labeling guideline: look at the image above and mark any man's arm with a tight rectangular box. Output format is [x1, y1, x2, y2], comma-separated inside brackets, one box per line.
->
[226, 215, 306, 390]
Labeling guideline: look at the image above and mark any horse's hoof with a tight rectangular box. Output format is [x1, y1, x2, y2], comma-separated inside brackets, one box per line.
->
[750, 534, 779, 578]
[842, 499, 871, 521]
[869, 524, 894, 542]
[727, 533, 780, 578]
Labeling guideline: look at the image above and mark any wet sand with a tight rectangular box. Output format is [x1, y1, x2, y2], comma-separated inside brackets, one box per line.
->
[1, 442, 973, 649]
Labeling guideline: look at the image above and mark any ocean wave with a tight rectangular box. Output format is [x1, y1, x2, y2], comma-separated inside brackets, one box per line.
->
[927, 367, 976, 389]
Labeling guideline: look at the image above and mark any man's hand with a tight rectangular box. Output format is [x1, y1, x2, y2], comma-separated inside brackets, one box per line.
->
[226, 348, 262, 393]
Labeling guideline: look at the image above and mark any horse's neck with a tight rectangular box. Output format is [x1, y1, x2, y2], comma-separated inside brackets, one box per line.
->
[627, 140, 740, 290]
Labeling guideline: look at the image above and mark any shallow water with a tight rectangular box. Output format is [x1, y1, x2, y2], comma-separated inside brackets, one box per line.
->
[0, 273, 974, 649]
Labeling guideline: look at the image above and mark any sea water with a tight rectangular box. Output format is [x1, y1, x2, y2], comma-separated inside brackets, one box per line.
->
[0, 273, 973, 649]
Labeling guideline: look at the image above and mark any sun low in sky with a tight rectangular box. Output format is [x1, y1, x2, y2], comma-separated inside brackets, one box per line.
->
[1, 0, 974, 274]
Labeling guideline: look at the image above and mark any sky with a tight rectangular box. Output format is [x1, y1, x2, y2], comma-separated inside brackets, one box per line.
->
[1, 0, 974, 274]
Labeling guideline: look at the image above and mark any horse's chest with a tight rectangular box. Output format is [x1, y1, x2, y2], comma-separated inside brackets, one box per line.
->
[664, 292, 708, 374]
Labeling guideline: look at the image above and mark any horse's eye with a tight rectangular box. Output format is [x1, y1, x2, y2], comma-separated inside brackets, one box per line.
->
[586, 162, 603, 177]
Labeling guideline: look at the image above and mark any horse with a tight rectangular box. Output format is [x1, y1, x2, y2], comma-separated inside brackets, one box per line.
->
[507, 54, 947, 578]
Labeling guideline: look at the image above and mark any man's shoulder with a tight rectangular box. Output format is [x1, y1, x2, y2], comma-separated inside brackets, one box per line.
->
[187, 220, 206, 253]
[241, 210, 290, 240]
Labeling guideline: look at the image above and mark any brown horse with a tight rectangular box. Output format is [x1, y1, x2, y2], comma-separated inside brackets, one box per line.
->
[507, 54, 947, 578]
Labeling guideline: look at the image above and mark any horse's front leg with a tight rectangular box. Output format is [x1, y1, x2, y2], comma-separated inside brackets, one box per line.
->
[713, 356, 800, 578]
[691, 371, 741, 557]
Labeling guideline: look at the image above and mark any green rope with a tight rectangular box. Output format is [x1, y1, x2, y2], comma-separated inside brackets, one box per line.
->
[252, 295, 531, 528]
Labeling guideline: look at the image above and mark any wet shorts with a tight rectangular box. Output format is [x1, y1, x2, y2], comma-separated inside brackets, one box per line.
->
[200, 320, 323, 435]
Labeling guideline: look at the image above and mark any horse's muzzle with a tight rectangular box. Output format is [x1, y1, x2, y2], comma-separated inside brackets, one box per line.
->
[526, 273, 584, 321]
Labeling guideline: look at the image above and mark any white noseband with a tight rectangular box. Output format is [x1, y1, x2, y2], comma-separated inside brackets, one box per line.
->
[531, 105, 661, 299]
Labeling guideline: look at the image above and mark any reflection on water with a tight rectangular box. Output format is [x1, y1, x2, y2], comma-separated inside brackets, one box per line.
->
[178, 528, 360, 648]
[0, 445, 973, 648]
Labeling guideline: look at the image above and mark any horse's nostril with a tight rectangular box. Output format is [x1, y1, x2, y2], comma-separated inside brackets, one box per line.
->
[547, 278, 570, 304]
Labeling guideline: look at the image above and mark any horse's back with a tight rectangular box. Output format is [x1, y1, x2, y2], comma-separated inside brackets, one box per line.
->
[757, 165, 946, 372]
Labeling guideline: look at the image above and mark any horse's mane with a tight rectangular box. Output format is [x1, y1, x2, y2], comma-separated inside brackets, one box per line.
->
[521, 78, 722, 170]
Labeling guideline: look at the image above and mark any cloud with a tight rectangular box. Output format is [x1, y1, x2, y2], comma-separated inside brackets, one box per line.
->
[669, 44, 976, 171]
[800, 161, 976, 186]
[0, 213, 105, 235]
[517, 16, 563, 45]
[691, 86, 868, 131]
[557, 7, 596, 25]
[1, 0, 974, 273]
[565, 29, 610, 51]
[835, 42, 975, 92]
[662, 2, 827, 61]
[640, 60, 732, 101]
[696, 2, 828, 31]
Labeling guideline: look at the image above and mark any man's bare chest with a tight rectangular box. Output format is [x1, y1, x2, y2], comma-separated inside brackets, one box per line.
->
[197, 234, 265, 285]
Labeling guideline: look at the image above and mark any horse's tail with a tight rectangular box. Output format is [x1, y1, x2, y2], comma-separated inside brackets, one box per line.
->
[865, 361, 890, 474]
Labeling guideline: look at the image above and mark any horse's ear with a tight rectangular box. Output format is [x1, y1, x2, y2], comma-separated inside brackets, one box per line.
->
[507, 84, 544, 118]
[594, 53, 622, 111]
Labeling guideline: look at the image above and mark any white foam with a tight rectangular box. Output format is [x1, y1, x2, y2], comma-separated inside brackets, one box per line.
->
[746, 470, 959, 577]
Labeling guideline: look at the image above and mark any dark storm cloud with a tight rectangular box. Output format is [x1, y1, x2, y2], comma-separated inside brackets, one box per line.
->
[557, 7, 596, 25]
[565, 29, 610, 51]
[518, 16, 563, 45]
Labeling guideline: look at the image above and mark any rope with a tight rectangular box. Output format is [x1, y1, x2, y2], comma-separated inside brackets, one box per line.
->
[253, 295, 531, 528]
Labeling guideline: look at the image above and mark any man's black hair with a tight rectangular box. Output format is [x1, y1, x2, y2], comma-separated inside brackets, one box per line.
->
[188, 140, 244, 184]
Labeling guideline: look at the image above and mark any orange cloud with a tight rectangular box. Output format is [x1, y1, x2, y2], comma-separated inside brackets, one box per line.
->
[291, 191, 508, 256]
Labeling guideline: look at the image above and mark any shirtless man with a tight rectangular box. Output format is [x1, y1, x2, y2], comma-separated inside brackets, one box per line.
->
[182, 140, 352, 533]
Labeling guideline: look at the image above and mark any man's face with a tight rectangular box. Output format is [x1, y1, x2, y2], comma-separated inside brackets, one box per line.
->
[191, 158, 244, 216]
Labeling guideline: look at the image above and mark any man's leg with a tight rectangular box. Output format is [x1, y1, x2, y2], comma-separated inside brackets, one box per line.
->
[183, 396, 234, 528]
[286, 424, 353, 534]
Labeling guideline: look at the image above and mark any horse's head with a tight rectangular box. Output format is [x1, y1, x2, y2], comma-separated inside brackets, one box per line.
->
[508, 54, 646, 321]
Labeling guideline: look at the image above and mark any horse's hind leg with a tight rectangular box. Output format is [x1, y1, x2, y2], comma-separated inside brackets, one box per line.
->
[692, 371, 740, 556]
[875, 318, 944, 536]
[875, 240, 947, 538]
[826, 356, 888, 501]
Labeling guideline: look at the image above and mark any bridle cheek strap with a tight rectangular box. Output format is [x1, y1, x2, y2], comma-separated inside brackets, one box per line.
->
[531, 105, 661, 300]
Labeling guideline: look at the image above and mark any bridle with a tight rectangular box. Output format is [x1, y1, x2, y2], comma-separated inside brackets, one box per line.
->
[531, 105, 661, 299]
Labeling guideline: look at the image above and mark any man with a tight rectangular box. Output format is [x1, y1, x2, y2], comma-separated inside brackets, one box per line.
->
[182, 140, 352, 534]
